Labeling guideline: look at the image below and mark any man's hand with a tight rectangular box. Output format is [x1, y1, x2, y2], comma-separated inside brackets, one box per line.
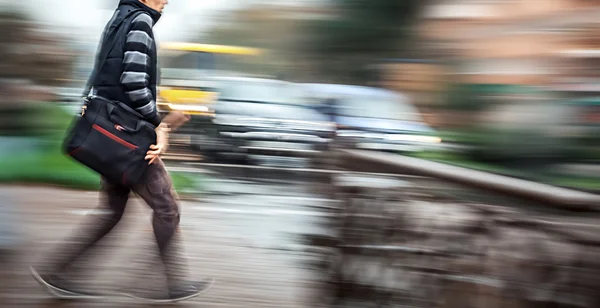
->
[145, 123, 170, 165]
[162, 111, 190, 131]
[144, 112, 190, 165]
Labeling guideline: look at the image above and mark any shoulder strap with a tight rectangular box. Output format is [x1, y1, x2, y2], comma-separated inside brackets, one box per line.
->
[83, 8, 145, 97]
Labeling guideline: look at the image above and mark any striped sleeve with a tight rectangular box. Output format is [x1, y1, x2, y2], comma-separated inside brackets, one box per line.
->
[120, 13, 160, 125]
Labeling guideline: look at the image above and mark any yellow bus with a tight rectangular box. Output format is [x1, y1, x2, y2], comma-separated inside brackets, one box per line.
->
[157, 42, 264, 116]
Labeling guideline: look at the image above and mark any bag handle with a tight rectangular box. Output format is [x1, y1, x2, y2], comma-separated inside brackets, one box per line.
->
[82, 8, 145, 97]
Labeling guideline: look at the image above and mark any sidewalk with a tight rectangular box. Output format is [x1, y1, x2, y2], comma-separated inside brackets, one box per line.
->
[0, 186, 319, 307]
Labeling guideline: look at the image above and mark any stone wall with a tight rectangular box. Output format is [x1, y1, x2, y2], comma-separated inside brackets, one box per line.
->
[317, 174, 600, 308]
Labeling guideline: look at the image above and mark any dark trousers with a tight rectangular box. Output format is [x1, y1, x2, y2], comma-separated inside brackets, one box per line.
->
[46, 158, 188, 288]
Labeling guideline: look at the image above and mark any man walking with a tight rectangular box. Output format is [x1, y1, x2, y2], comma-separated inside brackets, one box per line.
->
[31, 0, 213, 302]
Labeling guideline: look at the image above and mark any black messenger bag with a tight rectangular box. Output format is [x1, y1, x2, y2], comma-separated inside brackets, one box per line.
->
[63, 96, 157, 186]
[63, 8, 157, 186]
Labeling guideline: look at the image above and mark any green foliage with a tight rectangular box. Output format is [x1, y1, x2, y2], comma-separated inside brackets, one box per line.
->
[409, 150, 524, 176]
[0, 101, 73, 137]
[411, 150, 600, 191]
[0, 103, 197, 192]
[0, 148, 197, 191]
[0, 150, 102, 190]
[303, 0, 428, 83]
[309, 0, 421, 54]
[445, 84, 489, 112]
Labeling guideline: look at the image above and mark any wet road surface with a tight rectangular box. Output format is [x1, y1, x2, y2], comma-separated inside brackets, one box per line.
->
[0, 165, 339, 307]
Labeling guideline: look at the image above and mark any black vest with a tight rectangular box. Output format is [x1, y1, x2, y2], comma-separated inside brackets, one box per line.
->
[87, 3, 158, 108]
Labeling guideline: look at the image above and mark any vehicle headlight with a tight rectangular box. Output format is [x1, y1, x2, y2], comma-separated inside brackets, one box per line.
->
[168, 104, 211, 113]
[213, 115, 259, 126]
[336, 130, 366, 138]
[386, 134, 442, 143]
[293, 121, 336, 132]
[217, 118, 334, 131]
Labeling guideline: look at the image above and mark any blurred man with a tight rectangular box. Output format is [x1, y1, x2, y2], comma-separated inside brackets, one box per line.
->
[30, 0, 213, 302]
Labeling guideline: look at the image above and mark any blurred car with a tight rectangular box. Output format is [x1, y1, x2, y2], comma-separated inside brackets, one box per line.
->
[157, 42, 264, 117]
[156, 43, 265, 153]
[302, 84, 442, 153]
[207, 77, 335, 166]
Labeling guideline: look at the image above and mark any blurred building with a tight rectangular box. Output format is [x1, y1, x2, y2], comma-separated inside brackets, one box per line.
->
[376, 59, 446, 128]
[419, 0, 600, 93]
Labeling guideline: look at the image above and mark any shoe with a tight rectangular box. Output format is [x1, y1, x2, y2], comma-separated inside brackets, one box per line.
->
[29, 266, 100, 299]
[169, 278, 215, 302]
[122, 277, 215, 303]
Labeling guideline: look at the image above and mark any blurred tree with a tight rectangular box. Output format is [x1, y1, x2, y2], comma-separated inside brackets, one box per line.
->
[0, 10, 75, 136]
[201, 1, 429, 83]
[0, 10, 74, 88]
[302, 0, 430, 84]
[0, 10, 30, 81]
[202, 4, 335, 80]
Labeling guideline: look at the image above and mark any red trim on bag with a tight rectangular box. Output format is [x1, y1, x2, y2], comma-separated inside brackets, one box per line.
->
[92, 124, 138, 150]
[68, 147, 81, 156]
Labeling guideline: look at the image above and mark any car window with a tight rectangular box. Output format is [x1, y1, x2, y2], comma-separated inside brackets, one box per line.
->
[336, 94, 421, 122]
[276, 105, 325, 121]
[218, 80, 306, 105]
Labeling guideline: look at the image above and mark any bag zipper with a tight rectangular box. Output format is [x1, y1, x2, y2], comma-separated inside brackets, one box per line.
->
[92, 124, 138, 150]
